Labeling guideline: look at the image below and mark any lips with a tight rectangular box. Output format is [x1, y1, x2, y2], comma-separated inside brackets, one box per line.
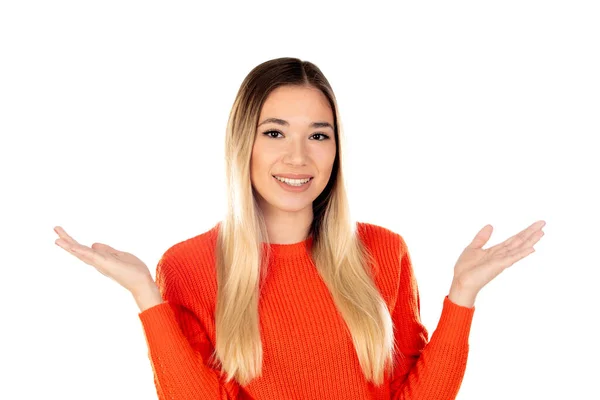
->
[273, 175, 313, 192]
[272, 174, 313, 179]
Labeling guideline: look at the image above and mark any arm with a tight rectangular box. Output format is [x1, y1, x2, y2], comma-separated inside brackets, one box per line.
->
[390, 237, 475, 400]
[137, 253, 240, 400]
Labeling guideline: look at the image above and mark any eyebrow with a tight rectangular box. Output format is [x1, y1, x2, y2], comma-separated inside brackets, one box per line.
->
[257, 118, 334, 130]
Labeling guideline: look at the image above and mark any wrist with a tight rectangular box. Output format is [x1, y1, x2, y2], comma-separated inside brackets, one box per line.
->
[448, 280, 478, 308]
[131, 281, 163, 312]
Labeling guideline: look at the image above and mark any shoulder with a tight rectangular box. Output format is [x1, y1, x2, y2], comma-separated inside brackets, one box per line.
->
[356, 222, 410, 306]
[161, 222, 220, 264]
[155, 222, 221, 306]
[356, 221, 408, 256]
[156, 222, 220, 287]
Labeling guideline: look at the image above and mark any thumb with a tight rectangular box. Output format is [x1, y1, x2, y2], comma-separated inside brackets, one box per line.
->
[468, 224, 493, 249]
[91, 242, 122, 256]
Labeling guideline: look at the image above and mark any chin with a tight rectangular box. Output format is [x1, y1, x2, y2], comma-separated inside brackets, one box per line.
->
[267, 198, 313, 213]
[274, 202, 312, 213]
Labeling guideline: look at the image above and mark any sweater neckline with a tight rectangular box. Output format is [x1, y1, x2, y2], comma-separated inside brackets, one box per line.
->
[262, 235, 314, 258]
[212, 222, 314, 258]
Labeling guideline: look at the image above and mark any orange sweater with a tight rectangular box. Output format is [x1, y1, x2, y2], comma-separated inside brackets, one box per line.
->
[138, 222, 475, 399]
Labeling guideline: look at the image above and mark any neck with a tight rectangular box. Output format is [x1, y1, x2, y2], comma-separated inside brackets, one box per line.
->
[260, 204, 313, 244]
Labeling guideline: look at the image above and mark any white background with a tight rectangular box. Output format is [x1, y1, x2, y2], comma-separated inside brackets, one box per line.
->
[1, 1, 598, 399]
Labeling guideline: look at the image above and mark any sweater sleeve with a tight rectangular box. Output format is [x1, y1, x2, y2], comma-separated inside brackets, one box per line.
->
[390, 237, 475, 400]
[138, 252, 240, 400]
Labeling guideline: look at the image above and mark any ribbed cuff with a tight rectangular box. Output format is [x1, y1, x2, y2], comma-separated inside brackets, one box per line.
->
[138, 301, 176, 330]
[433, 295, 476, 345]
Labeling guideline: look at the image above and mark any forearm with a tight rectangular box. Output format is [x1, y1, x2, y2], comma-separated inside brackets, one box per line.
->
[135, 258, 240, 399]
[391, 296, 475, 400]
[138, 299, 239, 399]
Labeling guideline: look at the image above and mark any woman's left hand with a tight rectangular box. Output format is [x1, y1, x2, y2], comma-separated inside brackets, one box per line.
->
[451, 220, 546, 296]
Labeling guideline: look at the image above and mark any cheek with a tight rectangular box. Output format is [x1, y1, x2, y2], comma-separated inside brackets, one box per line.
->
[314, 146, 336, 172]
[250, 143, 273, 177]
[250, 140, 265, 165]
[249, 146, 260, 183]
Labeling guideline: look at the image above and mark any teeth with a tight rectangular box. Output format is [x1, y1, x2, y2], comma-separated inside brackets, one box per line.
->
[274, 176, 311, 186]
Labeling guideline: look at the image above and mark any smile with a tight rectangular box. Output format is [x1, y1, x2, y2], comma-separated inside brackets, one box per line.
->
[273, 176, 312, 186]
[272, 175, 313, 192]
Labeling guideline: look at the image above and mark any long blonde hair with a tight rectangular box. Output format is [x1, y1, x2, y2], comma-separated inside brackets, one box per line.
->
[212, 57, 395, 386]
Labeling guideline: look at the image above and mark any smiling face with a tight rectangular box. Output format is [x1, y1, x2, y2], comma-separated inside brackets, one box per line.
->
[250, 85, 337, 216]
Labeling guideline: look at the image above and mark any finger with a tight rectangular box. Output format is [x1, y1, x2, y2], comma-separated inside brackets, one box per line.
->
[520, 229, 544, 250]
[489, 220, 545, 252]
[55, 237, 103, 263]
[505, 220, 546, 250]
[56, 238, 79, 254]
[70, 244, 107, 265]
[505, 246, 536, 268]
[53, 226, 81, 246]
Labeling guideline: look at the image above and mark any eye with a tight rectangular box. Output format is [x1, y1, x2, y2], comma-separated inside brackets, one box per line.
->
[311, 133, 330, 141]
[263, 130, 283, 138]
[262, 130, 331, 141]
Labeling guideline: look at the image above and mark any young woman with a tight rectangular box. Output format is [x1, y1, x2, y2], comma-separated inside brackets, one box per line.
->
[54, 57, 545, 400]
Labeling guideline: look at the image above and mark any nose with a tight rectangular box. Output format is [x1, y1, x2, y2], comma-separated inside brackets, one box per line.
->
[283, 137, 308, 166]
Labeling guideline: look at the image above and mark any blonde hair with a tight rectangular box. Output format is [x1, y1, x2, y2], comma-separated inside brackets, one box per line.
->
[212, 57, 395, 386]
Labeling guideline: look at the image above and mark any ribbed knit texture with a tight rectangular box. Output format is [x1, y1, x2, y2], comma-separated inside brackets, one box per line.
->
[138, 222, 475, 400]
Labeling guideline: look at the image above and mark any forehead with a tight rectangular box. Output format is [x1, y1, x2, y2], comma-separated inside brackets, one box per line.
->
[259, 85, 333, 123]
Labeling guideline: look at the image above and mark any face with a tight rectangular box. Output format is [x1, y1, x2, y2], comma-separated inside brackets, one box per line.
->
[250, 85, 337, 216]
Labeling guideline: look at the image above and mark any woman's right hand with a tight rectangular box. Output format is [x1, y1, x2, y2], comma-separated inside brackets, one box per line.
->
[54, 226, 156, 295]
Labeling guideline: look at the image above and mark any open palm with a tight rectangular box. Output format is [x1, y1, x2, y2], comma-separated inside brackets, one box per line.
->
[54, 226, 154, 294]
[453, 220, 546, 293]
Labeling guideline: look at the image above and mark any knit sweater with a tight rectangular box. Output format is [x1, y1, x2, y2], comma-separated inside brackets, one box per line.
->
[138, 222, 475, 400]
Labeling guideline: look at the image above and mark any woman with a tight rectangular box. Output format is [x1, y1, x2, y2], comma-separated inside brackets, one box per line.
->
[54, 57, 545, 400]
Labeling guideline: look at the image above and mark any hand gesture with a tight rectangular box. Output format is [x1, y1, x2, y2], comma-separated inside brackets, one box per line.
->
[452, 220, 546, 294]
[54, 226, 154, 295]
